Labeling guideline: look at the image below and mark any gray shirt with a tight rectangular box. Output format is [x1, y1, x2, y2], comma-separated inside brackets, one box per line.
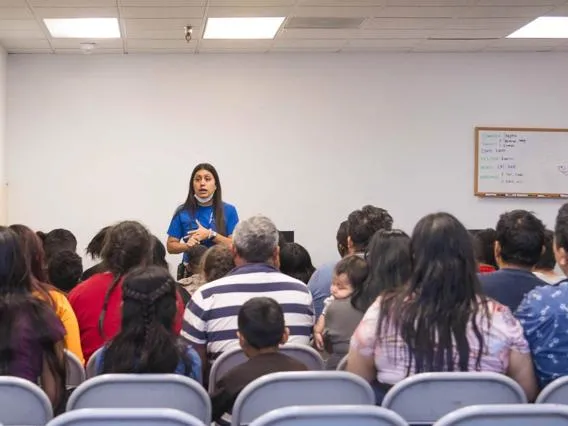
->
[324, 297, 364, 369]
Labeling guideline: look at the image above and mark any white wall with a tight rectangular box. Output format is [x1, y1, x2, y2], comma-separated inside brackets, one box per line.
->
[6, 53, 568, 267]
[0, 46, 6, 226]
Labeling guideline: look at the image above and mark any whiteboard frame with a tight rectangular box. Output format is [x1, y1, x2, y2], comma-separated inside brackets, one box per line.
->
[474, 126, 568, 199]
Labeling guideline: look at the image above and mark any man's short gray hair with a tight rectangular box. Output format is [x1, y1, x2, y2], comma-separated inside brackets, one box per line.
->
[232, 215, 279, 263]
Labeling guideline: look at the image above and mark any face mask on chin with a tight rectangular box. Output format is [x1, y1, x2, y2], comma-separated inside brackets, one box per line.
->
[194, 192, 215, 204]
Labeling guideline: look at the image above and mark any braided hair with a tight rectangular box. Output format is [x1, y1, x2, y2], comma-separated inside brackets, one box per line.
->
[102, 265, 191, 375]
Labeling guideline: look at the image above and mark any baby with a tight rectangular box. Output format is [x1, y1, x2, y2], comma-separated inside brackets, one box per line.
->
[314, 255, 368, 368]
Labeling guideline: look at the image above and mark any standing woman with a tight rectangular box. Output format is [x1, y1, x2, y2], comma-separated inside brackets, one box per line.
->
[167, 163, 239, 266]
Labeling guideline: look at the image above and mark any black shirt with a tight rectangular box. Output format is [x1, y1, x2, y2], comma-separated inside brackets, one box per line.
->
[479, 268, 546, 312]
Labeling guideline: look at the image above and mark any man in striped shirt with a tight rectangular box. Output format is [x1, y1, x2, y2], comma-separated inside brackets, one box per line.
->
[182, 215, 314, 368]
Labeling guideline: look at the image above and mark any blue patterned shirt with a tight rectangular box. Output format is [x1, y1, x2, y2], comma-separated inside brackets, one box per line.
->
[515, 279, 568, 388]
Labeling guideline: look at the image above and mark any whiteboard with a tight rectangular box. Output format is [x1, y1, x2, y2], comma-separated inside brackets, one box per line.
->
[475, 127, 568, 198]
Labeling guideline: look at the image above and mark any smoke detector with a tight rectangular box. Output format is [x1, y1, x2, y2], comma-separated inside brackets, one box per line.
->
[80, 42, 96, 54]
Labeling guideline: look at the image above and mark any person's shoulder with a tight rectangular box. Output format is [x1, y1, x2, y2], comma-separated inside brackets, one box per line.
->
[222, 202, 237, 213]
[278, 353, 309, 371]
[525, 279, 568, 304]
[70, 272, 113, 299]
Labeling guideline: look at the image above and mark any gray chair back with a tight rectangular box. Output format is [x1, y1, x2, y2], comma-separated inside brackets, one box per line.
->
[209, 344, 324, 392]
[231, 371, 374, 426]
[66, 374, 211, 424]
[0, 376, 53, 425]
[382, 372, 527, 425]
[65, 350, 86, 388]
[85, 347, 104, 378]
[536, 376, 568, 404]
[249, 405, 408, 426]
[434, 404, 568, 426]
[336, 355, 348, 371]
[47, 408, 205, 426]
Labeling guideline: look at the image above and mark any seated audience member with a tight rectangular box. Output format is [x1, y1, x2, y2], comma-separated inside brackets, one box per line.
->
[308, 220, 348, 319]
[347, 213, 537, 404]
[473, 228, 498, 273]
[81, 226, 110, 281]
[210, 297, 308, 423]
[96, 266, 201, 383]
[178, 245, 207, 302]
[48, 250, 83, 293]
[202, 245, 235, 283]
[279, 242, 316, 284]
[151, 235, 169, 269]
[0, 227, 66, 410]
[10, 224, 84, 363]
[314, 255, 368, 369]
[533, 229, 565, 285]
[183, 215, 314, 367]
[38, 228, 78, 261]
[516, 203, 568, 389]
[479, 210, 546, 312]
[69, 221, 185, 362]
[309, 206, 394, 320]
[351, 229, 411, 313]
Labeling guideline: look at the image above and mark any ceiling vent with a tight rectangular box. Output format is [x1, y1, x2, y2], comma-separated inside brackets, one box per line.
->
[285, 17, 364, 30]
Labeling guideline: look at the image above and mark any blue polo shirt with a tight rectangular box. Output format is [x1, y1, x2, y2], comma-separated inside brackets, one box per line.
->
[167, 202, 239, 263]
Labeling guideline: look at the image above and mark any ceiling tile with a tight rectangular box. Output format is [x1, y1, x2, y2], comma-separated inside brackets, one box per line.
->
[364, 17, 451, 29]
[0, 38, 50, 49]
[209, 0, 295, 4]
[0, 20, 40, 30]
[485, 38, 564, 51]
[125, 28, 201, 39]
[120, 0, 204, 5]
[373, 6, 466, 17]
[298, 0, 384, 5]
[0, 8, 33, 19]
[206, 6, 291, 17]
[413, 39, 491, 51]
[444, 17, 532, 30]
[0, 0, 27, 6]
[292, 6, 382, 17]
[120, 7, 204, 19]
[0, 29, 45, 39]
[457, 6, 556, 18]
[28, 0, 117, 6]
[125, 18, 201, 31]
[50, 38, 123, 48]
[278, 27, 434, 38]
[386, 0, 473, 5]
[343, 38, 418, 50]
[477, 0, 566, 5]
[6, 48, 52, 53]
[55, 48, 123, 54]
[127, 48, 196, 53]
[428, 28, 508, 38]
[33, 7, 118, 18]
[547, 5, 568, 15]
[272, 38, 345, 49]
[126, 38, 197, 49]
[199, 39, 271, 51]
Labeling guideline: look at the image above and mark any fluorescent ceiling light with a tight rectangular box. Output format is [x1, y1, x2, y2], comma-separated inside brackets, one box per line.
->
[44, 18, 121, 39]
[507, 16, 568, 39]
[204, 17, 285, 40]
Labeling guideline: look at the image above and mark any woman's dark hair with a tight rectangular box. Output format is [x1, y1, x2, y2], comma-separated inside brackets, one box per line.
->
[377, 213, 489, 376]
[279, 242, 315, 284]
[37, 228, 77, 261]
[472, 228, 498, 268]
[151, 236, 168, 269]
[48, 250, 83, 293]
[86, 226, 111, 259]
[186, 245, 207, 275]
[0, 227, 66, 408]
[179, 163, 226, 236]
[99, 221, 153, 337]
[336, 220, 349, 258]
[102, 266, 190, 375]
[351, 229, 411, 312]
[203, 245, 235, 282]
[9, 224, 56, 307]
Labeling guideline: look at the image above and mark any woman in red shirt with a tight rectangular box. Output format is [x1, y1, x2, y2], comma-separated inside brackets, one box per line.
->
[69, 221, 184, 362]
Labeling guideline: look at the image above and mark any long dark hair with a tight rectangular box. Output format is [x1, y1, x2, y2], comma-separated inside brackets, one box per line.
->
[179, 163, 226, 236]
[99, 221, 153, 338]
[102, 266, 190, 375]
[351, 229, 411, 312]
[0, 227, 66, 407]
[377, 213, 489, 375]
[9, 224, 56, 308]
